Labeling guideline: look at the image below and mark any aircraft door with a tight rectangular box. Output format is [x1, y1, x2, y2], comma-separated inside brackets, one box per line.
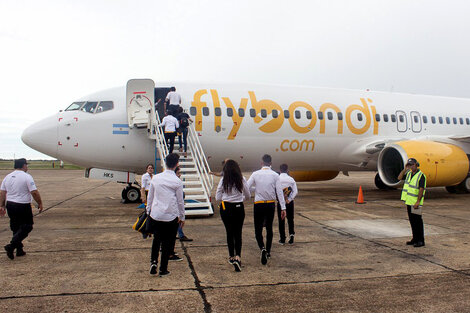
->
[410, 111, 422, 133]
[396, 110, 407, 132]
[126, 79, 155, 128]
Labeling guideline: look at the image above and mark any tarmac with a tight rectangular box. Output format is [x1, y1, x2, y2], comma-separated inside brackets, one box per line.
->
[1, 169, 470, 312]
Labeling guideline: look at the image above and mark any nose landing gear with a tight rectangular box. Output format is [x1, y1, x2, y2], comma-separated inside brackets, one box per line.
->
[122, 184, 141, 203]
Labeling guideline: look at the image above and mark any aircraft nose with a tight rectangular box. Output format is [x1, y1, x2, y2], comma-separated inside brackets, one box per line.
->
[22, 114, 59, 158]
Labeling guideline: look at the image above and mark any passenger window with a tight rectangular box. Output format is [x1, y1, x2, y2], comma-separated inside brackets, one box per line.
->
[459, 118, 464, 125]
[375, 114, 380, 122]
[81, 101, 98, 113]
[391, 114, 396, 122]
[467, 118, 470, 125]
[272, 110, 278, 118]
[453, 117, 457, 124]
[318, 112, 324, 120]
[446, 117, 450, 124]
[358, 113, 363, 121]
[202, 107, 209, 116]
[214, 107, 221, 116]
[383, 114, 389, 122]
[65, 101, 85, 111]
[327, 112, 333, 120]
[399, 115, 404, 123]
[284, 110, 290, 118]
[422, 116, 428, 123]
[295, 110, 301, 119]
[261, 109, 267, 118]
[413, 116, 418, 123]
[337, 112, 343, 120]
[227, 108, 233, 117]
[431, 116, 436, 124]
[306, 111, 312, 120]
[438, 117, 443, 124]
[238, 108, 245, 117]
[189, 107, 197, 116]
[95, 101, 113, 113]
[250, 109, 256, 117]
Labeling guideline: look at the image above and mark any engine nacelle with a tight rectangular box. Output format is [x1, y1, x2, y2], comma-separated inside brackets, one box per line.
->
[378, 140, 469, 187]
[289, 170, 339, 182]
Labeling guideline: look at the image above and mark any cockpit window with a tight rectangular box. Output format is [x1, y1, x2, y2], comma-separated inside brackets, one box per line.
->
[81, 101, 98, 113]
[65, 102, 85, 111]
[95, 101, 114, 113]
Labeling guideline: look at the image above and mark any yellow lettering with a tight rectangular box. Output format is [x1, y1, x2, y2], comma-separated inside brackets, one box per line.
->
[345, 98, 371, 135]
[210, 90, 221, 132]
[369, 99, 378, 135]
[289, 140, 299, 151]
[222, 96, 248, 140]
[300, 140, 315, 151]
[191, 89, 207, 131]
[280, 139, 289, 151]
[288, 101, 316, 134]
[319, 103, 343, 134]
[248, 91, 284, 133]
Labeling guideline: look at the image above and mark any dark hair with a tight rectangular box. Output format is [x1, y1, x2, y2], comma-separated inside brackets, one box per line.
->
[146, 164, 154, 170]
[280, 163, 288, 173]
[170, 86, 176, 91]
[262, 154, 272, 165]
[165, 153, 179, 168]
[222, 159, 244, 193]
[174, 166, 180, 174]
[14, 158, 28, 169]
[178, 106, 183, 114]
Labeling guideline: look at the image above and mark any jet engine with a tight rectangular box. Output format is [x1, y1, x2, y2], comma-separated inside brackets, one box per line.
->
[377, 140, 469, 188]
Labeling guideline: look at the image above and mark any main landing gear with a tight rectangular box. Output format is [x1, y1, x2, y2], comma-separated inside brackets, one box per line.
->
[445, 175, 470, 194]
[122, 184, 141, 203]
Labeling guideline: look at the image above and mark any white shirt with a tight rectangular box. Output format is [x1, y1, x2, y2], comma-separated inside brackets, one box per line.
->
[216, 177, 251, 202]
[0, 170, 37, 204]
[146, 169, 185, 222]
[247, 166, 286, 210]
[279, 173, 298, 203]
[141, 172, 153, 191]
[160, 115, 179, 132]
[165, 91, 181, 105]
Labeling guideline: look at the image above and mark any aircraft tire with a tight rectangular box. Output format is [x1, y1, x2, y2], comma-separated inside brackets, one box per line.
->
[445, 186, 457, 194]
[122, 186, 142, 203]
[455, 175, 470, 194]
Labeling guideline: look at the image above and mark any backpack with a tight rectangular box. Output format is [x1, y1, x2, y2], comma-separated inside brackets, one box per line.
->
[180, 116, 189, 128]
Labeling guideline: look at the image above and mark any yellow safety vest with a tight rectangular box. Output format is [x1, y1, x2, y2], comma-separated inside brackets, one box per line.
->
[401, 170, 426, 206]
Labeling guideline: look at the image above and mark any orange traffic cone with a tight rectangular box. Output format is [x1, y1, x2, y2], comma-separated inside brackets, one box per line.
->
[355, 186, 366, 204]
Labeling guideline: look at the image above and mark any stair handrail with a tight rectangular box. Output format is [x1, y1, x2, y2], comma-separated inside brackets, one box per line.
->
[187, 122, 213, 194]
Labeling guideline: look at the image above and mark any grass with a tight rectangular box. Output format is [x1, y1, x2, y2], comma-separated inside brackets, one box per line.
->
[0, 160, 83, 170]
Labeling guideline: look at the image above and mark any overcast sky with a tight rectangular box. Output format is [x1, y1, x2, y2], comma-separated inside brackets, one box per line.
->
[1, 0, 470, 159]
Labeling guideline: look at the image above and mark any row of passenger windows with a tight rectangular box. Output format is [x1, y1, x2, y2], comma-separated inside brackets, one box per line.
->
[189, 107, 470, 125]
[65, 101, 114, 113]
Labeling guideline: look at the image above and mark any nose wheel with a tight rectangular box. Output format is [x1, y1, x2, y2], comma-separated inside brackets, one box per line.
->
[122, 185, 141, 203]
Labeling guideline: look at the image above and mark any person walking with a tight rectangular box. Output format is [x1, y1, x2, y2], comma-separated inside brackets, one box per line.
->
[215, 159, 251, 272]
[0, 158, 43, 260]
[160, 111, 179, 153]
[247, 154, 286, 265]
[277, 164, 298, 245]
[140, 164, 154, 204]
[165, 86, 181, 116]
[176, 107, 193, 157]
[397, 158, 426, 247]
[146, 153, 185, 276]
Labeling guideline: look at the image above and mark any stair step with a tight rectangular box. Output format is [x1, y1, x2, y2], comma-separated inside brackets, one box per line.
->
[184, 194, 207, 200]
[184, 202, 211, 208]
[179, 161, 195, 166]
[181, 181, 202, 186]
[180, 168, 198, 172]
[183, 187, 205, 193]
[181, 174, 200, 179]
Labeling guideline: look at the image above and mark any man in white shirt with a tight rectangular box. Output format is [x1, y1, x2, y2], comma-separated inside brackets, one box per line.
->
[277, 164, 298, 245]
[247, 154, 286, 265]
[146, 153, 185, 276]
[165, 86, 181, 116]
[0, 158, 43, 260]
[140, 164, 154, 204]
[160, 111, 180, 153]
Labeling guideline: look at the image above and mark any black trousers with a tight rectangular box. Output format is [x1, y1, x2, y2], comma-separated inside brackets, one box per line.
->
[164, 132, 176, 153]
[407, 205, 424, 243]
[253, 202, 275, 253]
[277, 201, 295, 241]
[178, 128, 189, 152]
[150, 217, 179, 271]
[6, 201, 34, 249]
[220, 201, 245, 257]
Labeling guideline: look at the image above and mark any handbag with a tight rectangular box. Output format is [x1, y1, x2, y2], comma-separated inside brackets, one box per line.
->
[132, 210, 152, 237]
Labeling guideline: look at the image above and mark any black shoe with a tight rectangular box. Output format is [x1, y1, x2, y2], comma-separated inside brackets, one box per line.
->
[16, 248, 26, 257]
[267, 252, 271, 258]
[149, 262, 158, 275]
[288, 234, 294, 244]
[233, 260, 241, 272]
[228, 257, 235, 265]
[413, 241, 425, 247]
[261, 249, 268, 265]
[406, 240, 415, 245]
[279, 239, 285, 245]
[179, 236, 193, 242]
[4, 244, 14, 260]
[159, 270, 170, 276]
[169, 254, 183, 261]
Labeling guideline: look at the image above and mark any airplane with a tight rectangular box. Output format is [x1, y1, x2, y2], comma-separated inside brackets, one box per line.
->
[21, 79, 470, 215]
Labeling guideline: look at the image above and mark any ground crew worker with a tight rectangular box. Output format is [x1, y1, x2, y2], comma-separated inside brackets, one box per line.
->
[140, 164, 154, 204]
[0, 158, 43, 259]
[160, 111, 180, 153]
[397, 158, 426, 247]
[247, 154, 286, 265]
[277, 164, 298, 245]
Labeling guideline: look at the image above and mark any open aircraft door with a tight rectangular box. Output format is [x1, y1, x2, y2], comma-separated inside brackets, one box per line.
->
[126, 79, 155, 129]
